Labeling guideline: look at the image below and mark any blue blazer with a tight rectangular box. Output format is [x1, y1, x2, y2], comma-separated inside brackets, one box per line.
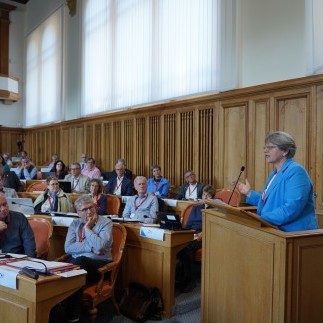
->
[105, 177, 134, 196]
[247, 159, 318, 232]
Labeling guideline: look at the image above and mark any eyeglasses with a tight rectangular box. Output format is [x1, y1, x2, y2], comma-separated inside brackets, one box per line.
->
[70, 168, 80, 171]
[78, 205, 96, 214]
[263, 145, 277, 150]
[49, 183, 59, 186]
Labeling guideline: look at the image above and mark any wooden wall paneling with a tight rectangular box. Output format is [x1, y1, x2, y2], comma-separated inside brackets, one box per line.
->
[198, 107, 214, 186]
[179, 110, 194, 180]
[61, 127, 71, 166]
[135, 118, 146, 176]
[315, 85, 323, 210]
[85, 124, 93, 159]
[164, 113, 176, 185]
[250, 98, 271, 192]
[103, 122, 113, 171]
[112, 121, 122, 165]
[75, 126, 85, 165]
[94, 124, 102, 169]
[124, 119, 134, 174]
[0, 127, 24, 157]
[275, 93, 311, 168]
[222, 103, 248, 189]
[149, 115, 160, 167]
[212, 103, 220, 189]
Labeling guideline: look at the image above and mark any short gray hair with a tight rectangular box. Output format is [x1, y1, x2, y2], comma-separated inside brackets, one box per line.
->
[265, 131, 296, 158]
[74, 195, 94, 211]
[134, 176, 147, 185]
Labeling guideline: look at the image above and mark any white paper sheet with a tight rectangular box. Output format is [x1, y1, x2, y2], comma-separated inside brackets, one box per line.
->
[162, 198, 178, 207]
[0, 265, 19, 289]
[57, 269, 87, 278]
[140, 227, 165, 241]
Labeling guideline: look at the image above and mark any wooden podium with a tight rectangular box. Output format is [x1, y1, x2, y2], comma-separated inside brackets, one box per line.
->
[201, 204, 323, 323]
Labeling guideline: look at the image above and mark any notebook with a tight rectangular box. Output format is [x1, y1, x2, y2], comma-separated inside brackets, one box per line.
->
[7, 198, 34, 215]
[157, 212, 182, 230]
[58, 180, 72, 193]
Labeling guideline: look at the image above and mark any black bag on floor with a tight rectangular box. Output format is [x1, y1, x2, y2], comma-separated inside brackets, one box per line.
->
[119, 282, 163, 322]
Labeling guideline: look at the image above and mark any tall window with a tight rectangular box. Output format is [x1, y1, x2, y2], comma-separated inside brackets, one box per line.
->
[81, 0, 234, 115]
[25, 9, 62, 126]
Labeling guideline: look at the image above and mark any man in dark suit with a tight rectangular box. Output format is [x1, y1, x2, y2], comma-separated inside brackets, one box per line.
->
[102, 159, 132, 180]
[105, 161, 133, 196]
[177, 170, 205, 200]
[0, 164, 22, 192]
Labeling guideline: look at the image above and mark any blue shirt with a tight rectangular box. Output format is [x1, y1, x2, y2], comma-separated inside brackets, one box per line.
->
[147, 177, 170, 198]
[0, 211, 36, 257]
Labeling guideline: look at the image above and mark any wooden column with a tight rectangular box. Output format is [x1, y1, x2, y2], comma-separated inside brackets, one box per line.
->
[0, 2, 16, 75]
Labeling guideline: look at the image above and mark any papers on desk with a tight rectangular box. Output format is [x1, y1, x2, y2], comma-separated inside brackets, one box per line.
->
[140, 227, 165, 241]
[51, 216, 75, 227]
[0, 265, 19, 289]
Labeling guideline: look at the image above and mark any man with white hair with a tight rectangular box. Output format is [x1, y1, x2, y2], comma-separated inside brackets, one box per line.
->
[122, 176, 158, 223]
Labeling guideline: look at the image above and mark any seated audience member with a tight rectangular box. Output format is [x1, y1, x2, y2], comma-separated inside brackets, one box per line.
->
[34, 176, 74, 213]
[105, 161, 133, 196]
[0, 155, 10, 172]
[0, 164, 21, 192]
[108, 158, 132, 180]
[122, 176, 158, 223]
[53, 159, 68, 179]
[63, 195, 113, 321]
[147, 164, 170, 198]
[89, 178, 107, 215]
[0, 195, 36, 257]
[14, 157, 37, 180]
[18, 150, 28, 158]
[177, 170, 205, 201]
[81, 157, 101, 179]
[47, 154, 60, 171]
[0, 173, 18, 198]
[64, 163, 90, 193]
[177, 185, 223, 293]
[2, 152, 12, 167]
[79, 153, 88, 171]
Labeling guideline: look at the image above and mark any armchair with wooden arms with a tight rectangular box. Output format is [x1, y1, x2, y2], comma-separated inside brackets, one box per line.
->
[215, 188, 241, 206]
[27, 215, 53, 259]
[26, 181, 47, 192]
[57, 223, 127, 323]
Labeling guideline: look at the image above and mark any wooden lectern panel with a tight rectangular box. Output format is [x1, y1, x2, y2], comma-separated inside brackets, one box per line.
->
[202, 208, 323, 323]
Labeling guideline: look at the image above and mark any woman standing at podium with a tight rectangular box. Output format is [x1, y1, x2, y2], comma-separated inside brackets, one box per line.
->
[236, 131, 318, 231]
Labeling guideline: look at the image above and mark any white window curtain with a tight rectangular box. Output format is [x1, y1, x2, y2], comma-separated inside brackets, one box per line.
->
[25, 9, 62, 126]
[81, 0, 237, 116]
[307, 0, 323, 74]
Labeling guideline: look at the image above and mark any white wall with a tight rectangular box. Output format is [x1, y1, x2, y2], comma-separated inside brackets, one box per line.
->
[0, 0, 313, 126]
[240, 0, 307, 87]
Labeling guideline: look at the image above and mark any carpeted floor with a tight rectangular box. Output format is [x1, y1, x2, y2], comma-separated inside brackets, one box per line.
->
[79, 280, 201, 323]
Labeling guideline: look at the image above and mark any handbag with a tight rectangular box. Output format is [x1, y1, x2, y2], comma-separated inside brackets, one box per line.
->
[119, 282, 163, 322]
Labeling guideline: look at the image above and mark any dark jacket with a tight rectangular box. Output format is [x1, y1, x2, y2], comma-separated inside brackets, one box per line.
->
[3, 171, 22, 192]
[105, 177, 134, 196]
[177, 182, 205, 200]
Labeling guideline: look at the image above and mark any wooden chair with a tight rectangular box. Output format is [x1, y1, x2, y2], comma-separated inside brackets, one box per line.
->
[180, 203, 201, 261]
[106, 194, 121, 215]
[26, 181, 47, 192]
[57, 223, 127, 323]
[27, 215, 53, 259]
[215, 188, 241, 206]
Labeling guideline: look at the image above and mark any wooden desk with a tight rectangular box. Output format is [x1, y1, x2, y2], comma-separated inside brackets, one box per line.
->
[0, 271, 85, 323]
[120, 224, 194, 317]
[201, 207, 323, 323]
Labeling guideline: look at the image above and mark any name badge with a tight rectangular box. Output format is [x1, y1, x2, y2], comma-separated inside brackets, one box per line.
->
[130, 213, 135, 219]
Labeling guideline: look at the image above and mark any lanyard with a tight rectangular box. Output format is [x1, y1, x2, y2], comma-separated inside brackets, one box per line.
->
[78, 223, 85, 242]
[134, 195, 148, 210]
[188, 184, 197, 197]
[114, 177, 123, 193]
[72, 178, 79, 190]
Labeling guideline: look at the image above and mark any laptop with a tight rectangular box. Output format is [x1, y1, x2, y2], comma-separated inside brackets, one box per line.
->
[157, 212, 182, 230]
[58, 180, 72, 193]
[7, 198, 34, 215]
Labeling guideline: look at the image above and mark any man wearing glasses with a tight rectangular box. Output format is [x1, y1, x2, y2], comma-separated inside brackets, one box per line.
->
[64, 162, 90, 193]
[63, 195, 113, 322]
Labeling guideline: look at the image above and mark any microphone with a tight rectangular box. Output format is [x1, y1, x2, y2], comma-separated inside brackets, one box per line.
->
[228, 166, 245, 205]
